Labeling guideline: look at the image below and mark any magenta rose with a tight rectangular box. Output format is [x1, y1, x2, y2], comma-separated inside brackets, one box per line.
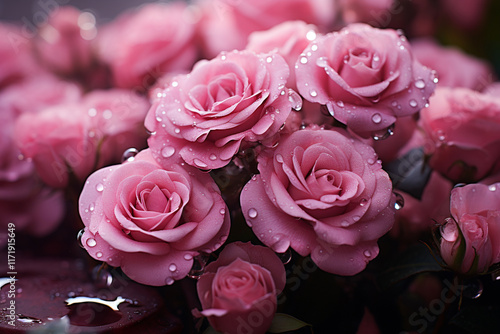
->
[419, 87, 500, 183]
[79, 149, 230, 286]
[295, 23, 436, 138]
[34, 6, 95, 76]
[194, 242, 285, 334]
[440, 183, 500, 275]
[145, 50, 293, 170]
[411, 39, 494, 91]
[97, 2, 198, 89]
[196, 0, 337, 58]
[241, 128, 395, 275]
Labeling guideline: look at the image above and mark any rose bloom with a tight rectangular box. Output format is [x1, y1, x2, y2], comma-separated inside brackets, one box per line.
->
[241, 128, 395, 275]
[194, 242, 285, 334]
[440, 183, 500, 275]
[79, 149, 230, 286]
[97, 2, 198, 89]
[145, 50, 293, 170]
[295, 23, 436, 138]
[34, 6, 95, 77]
[411, 39, 494, 91]
[0, 111, 64, 242]
[195, 0, 336, 58]
[419, 87, 500, 183]
[14, 89, 149, 188]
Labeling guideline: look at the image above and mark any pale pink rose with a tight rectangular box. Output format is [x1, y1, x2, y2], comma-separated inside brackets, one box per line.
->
[194, 242, 285, 334]
[295, 23, 436, 138]
[0, 74, 82, 117]
[440, 182, 500, 275]
[246, 21, 320, 90]
[82, 89, 150, 165]
[34, 6, 95, 76]
[0, 111, 64, 240]
[241, 128, 395, 275]
[145, 50, 292, 170]
[196, 0, 337, 58]
[79, 149, 230, 286]
[14, 103, 95, 188]
[419, 87, 500, 183]
[97, 2, 198, 89]
[411, 39, 494, 91]
[0, 23, 41, 88]
[340, 0, 394, 25]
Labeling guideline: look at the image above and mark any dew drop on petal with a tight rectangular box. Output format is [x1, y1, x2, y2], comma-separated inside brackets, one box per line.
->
[311, 44, 318, 51]
[409, 99, 418, 108]
[288, 89, 303, 111]
[359, 198, 368, 206]
[169, 264, 177, 272]
[165, 277, 174, 285]
[316, 57, 328, 68]
[394, 192, 404, 210]
[306, 30, 316, 41]
[77, 229, 85, 248]
[156, 116, 162, 122]
[266, 56, 273, 63]
[275, 154, 284, 163]
[371, 113, 382, 124]
[121, 148, 139, 163]
[300, 56, 308, 64]
[341, 221, 349, 227]
[174, 128, 180, 134]
[86, 238, 96, 248]
[309, 89, 318, 97]
[336, 101, 344, 108]
[95, 183, 104, 192]
[248, 208, 258, 218]
[219, 208, 226, 215]
[184, 253, 193, 261]
[415, 79, 426, 89]
[161, 146, 175, 158]
[363, 250, 371, 257]
[96, 252, 103, 258]
[489, 184, 497, 191]
[209, 154, 217, 161]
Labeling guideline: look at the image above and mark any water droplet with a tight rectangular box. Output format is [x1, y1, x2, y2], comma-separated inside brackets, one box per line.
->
[88, 108, 97, 117]
[288, 89, 303, 111]
[184, 253, 193, 261]
[275, 154, 284, 163]
[188, 253, 210, 279]
[96, 183, 104, 192]
[266, 56, 273, 63]
[161, 146, 175, 158]
[453, 183, 467, 189]
[372, 124, 395, 141]
[489, 184, 497, 191]
[103, 109, 112, 119]
[165, 277, 174, 285]
[341, 221, 349, 227]
[88, 203, 95, 212]
[409, 99, 418, 108]
[306, 30, 316, 41]
[371, 113, 382, 124]
[415, 79, 426, 89]
[77, 229, 85, 248]
[248, 208, 258, 218]
[394, 192, 404, 210]
[156, 116, 162, 122]
[209, 154, 217, 161]
[359, 198, 368, 206]
[316, 57, 329, 68]
[353, 215, 360, 222]
[462, 279, 483, 299]
[336, 100, 344, 108]
[193, 159, 208, 168]
[17, 315, 43, 324]
[300, 56, 308, 64]
[311, 44, 318, 51]
[96, 252, 103, 258]
[367, 158, 375, 165]
[309, 89, 318, 97]
[121, 148, 139, 163]
[277, 248, 292, 264]
[171, 81, 179, 87]
[174, 128, 180, 134]
[363, 250, 371, 257]
[169, 264, 177, 272]
[91, 265, 113, 288]
[86, 238, 96, 247]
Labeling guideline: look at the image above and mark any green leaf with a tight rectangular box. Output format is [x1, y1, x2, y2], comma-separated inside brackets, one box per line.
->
[377, 243, 445, 290]
[267, 313, 311, 333]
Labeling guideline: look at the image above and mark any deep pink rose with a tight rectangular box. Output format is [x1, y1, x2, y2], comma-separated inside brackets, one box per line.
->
[79, 149, 230, 286]
[419, 87, 500, 183]
[411, 39, 494, 91]
[340, 0, 394, 25]
[440, 183, 500, 275]
[241, 128, 395, 275]
[97, 2, 198, 89]
[246, 20, 320, 90]
[14, 89, 149, 188]
[194, 242, 285, 334]
[196, 0, 337, 58]
[145, 50, 293, 170]
[34, 6, 95, 76]
[295, 23, 436, 138]
[0, 112, 64, 240]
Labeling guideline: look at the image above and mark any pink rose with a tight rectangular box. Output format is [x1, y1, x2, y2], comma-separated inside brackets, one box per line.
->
[14, 89, 150, 188]
[196, 0, 337, 58]
[295, 23, 436, 138]
[411, 39, 494, 91]
[340, 0, 394, 25]
[240, 128, 395, 275]
[79, 149, 230, 286]
[194, 242, 285, 334]
[440, 183, 500, 275]
[0, 112, 64, 240]
[441, 0, 489, 30]
[145, 50, 292, 170]
[246, 21, 320, 90]
[34, 6, 95, 76]
[97, 2, 198, 89]
[419, 87, 500, 183]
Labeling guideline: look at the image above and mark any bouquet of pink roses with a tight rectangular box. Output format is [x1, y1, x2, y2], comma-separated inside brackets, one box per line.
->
[2, 0, 500, 333]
